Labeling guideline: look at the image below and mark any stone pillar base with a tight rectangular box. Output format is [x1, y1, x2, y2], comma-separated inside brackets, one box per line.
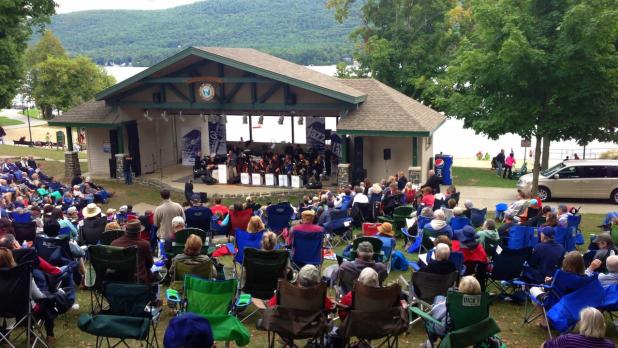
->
[115, 153, 126, 180]
[64, 151, 81, 179]
[408, 166, 422, 185]
[337, 163, 351, 188]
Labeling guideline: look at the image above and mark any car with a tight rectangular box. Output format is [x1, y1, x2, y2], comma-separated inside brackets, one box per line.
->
[517, 160, 618, 204]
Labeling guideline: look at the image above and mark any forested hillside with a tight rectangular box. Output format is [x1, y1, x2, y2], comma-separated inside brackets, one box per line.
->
[45, 0, 360, 66]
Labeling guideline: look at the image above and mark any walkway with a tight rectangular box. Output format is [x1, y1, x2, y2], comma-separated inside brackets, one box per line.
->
[457, 185, 616, 215]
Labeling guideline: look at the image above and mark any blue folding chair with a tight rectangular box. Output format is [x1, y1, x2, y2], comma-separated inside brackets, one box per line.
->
[186, 206, 213, 233]
[599, 284, 618, 332]
[234, 229, 264, 266]
[34, 235, 73, 267]
[376, 236, 396, 271]
[506, 225, 536, 250]
[322, 209, 353, 248]
[469, 208, 487, 228]
[554, 227, 575, 252]
[210, 216, 229, 240]
[450, 216, 470, 230]
[338, 195, 353, 211]
[546, 278, 604, 337]
[9, 211, 31, 223]
[291, 230, 324, 270]
[266, 204, 294, 234]
[417, 216, 432, 234]
[567, 215, 583, 247]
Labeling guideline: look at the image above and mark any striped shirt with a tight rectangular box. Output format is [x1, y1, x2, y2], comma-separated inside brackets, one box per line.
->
[544, 334, 615, 348]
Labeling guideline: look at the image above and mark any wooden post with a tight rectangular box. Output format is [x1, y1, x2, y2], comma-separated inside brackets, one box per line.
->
[65, 126, 73, 151]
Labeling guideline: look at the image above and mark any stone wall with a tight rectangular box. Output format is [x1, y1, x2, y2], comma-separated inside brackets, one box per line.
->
[64, 151, 81, 179]
[115, 153, 126, 179]
[337, 163, 351, 188]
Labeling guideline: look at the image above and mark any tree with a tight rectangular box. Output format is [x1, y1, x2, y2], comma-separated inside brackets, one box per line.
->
[32, 56, 115, 118]
[442, 0, 618, 194]
[0, 0, 56, 107]
[327, 0, 471, 105]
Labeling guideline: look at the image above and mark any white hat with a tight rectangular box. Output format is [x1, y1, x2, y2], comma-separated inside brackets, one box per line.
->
[119, 205, 128, 212]
[67, 206, 77, 214]
[83, 203, 102, 218]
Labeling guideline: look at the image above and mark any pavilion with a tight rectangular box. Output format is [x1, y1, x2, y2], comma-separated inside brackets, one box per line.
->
[49, 46, 445, 187]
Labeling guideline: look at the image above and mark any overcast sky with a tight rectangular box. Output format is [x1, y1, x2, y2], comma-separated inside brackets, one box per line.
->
[55, 0, 201, 13]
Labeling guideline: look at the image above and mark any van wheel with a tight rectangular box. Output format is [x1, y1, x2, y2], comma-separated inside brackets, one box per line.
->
[611, 189, 618, 205]
[537, 187, 551, 201]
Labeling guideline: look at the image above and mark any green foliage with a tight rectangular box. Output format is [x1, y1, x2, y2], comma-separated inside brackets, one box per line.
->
[43, 0, 360, 66]
[25, 30, 66, 67]
[0, 116, 24, 126]
[32, 56, 115, 118]
[0, 0, 56, 108]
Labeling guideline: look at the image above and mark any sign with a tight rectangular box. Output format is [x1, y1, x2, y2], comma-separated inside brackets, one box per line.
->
[521, 138, 531, 147]
[265, 173, 276, 186]
[208, 120, 227, 155]
[217, 164, 227, 184]
[278, 174, 289, 187]
[291, 175, 302, 188]
[330, 134, 342, 160]
[241, 172, 251, 185]
[56, 131, 65, 145]
[198, 83, 216, 101]
[252, 173, 263, 186]
[306, 117, 326, 152]
[181, 128, 201, 166]
[103, 142, 111, 153]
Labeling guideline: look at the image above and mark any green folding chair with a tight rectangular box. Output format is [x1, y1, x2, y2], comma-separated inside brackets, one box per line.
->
[378, 206, 414, 234]
[184, 276, 251, 347]
[78, 282, 160, 348]
[99, 229, 125, 245]
[410, 291, 501, 348]
[169, 228, 209, 259]
[86, 245, 139, 311]
[170, 259, 215, 293]
[347, 236, 384, 263]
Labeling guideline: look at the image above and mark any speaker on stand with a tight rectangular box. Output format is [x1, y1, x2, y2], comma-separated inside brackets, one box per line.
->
[383, 148, 391, 179]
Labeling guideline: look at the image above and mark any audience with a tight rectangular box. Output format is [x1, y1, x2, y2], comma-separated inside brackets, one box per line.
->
[424, 210, 453, 240]
[246, 216, 265, 234]
[526, 227, 565, 283]
[111, 220, 153, 283]
[169, 234, 216, 279]
[542, 307, 614, 348]
[154, 189, 185, 254]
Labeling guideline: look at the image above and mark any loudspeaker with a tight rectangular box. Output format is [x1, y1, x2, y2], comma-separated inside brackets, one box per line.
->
[383, 148, 391, 160]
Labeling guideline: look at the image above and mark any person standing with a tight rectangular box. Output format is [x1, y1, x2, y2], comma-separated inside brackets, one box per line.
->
[154, 189, 185, 255]
[421, 170, 441, 194]
[495, 149, 505, 176]
[0, 126, 6, 144]
[184, 179, 194, 204]
[503, 152, 516, 179]
[122, 154, 133, 185]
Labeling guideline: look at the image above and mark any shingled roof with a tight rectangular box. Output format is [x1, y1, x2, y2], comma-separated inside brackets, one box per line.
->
[336, 79, 446, 136]
[47, 100, 129, 128]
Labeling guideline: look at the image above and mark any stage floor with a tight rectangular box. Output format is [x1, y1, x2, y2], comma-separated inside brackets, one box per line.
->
[141, 164, 327, 197]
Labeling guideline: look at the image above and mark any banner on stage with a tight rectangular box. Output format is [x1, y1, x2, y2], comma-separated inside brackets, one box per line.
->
[330, 133, 342, 161]
[265, 174, 276, 186]
[252, 173, 263, 186]
[208, 120, 227, 156]
[306, 117, 326, 152]
[181, 128, 201, 166]
[217, 164, 227, 184]
[278, 175, 289, 187]
[241, 172, 251, 185]
[291, 175, 302, 189]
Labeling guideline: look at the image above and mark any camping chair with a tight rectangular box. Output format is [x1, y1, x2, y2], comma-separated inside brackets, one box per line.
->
[403, 227, 428, 255]
[229, 209, 253, 238]
[566, 215, 583, 247]
[599, 284, 618, 333]
[86, 245, 138, 311]
[232, 229, 264, 276]
[346, 236, 385, 263]
[338, 195, 353, 211]
[259, 280, 329, 348]
[513, 270, 600, 338]
[322, 209, 353, 248]
[169, 228, 209, 259]
[0, 261, 49, 348]
[351, 202, 372, 226]
[417, 216, 432, 234]
[183, 276, 251, 347]
[411, 291, 500, 348]
[266, 203, 294, 234]
[376, 236, 396, 273]
[78, 282, 160, 348]
[340, 282, 408, 348]
[506, 225, 536, 250]
[34, 235, 73, 267]
[554, 227, 576, 252]
[449, 216, 470, 230]
[211, 216, 230, 241]
[369, 195, 382, 221]
[485, 248, 529, 298]
[185, 207, 213, 233]
[12, 221, 36, 244]
[378, 206, 414, 234]
[291, 230, 325, 270]
[410, 271, 459, 315]
[469, 208, 487, 228]
[99, 229, 125, 245]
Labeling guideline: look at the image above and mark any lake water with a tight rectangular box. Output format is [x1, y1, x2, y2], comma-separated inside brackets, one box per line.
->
[104, 66, 617, 163]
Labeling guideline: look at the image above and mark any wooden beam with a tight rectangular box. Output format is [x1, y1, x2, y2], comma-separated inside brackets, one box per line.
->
[217, 64, 225, 103]
[258, 83, 281, 104]
[189, 83, 196, 103]
[224, 73, 252, 103]
[251, 82, 257, 104]
[114, 100, 346, 112]
[111, 83, 154, 101]
[159, 85, 167, 103]
[167, 83, 191, 102]
[145, 77, 272, 84]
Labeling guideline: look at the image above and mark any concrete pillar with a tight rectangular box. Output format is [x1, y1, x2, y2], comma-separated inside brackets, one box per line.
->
[64, 151, 81, 179]
[337, 163, 351, 188]
[408, 166, 422, 185]
[115, 153, 126, 180]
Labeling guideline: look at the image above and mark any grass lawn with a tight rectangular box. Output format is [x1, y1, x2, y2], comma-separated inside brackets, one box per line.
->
[0, 116, 23, 126]
[19, 107, 42, 119]
[452, 166, 519, 188]
[0, 144, 87, 161]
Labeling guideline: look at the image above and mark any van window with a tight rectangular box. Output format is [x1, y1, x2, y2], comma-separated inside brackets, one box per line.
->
[557, 166, 579, 179]
[608, 166, 618, 178]
[580, 166, 607, 178]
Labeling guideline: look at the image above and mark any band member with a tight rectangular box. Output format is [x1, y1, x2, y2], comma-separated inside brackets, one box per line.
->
[268, 154, 281, 174]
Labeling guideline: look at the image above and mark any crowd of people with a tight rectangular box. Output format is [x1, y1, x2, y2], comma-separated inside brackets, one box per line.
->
[1, 155, 617, 347]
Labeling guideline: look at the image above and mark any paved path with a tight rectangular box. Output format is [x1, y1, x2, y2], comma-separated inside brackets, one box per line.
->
[1, 108, 46, 129]
[457, 185, 616, 214]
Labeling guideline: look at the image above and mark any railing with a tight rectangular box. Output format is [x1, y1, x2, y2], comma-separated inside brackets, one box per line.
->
[547, 147, 617, 160]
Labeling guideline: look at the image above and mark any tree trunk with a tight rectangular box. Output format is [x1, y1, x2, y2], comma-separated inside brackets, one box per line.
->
[541, 135, 550, 170]
[531, 133, 543, 195]
[42, 105, 53, 119]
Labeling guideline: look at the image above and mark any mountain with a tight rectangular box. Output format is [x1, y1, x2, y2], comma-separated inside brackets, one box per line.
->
[46, 0, 361, 66]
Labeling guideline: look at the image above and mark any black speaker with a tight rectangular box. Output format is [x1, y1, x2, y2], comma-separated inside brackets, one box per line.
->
[383, 148, 391, 160]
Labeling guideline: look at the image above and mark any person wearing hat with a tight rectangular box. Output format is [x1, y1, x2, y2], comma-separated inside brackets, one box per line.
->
[589, 233, 617, 274]
[267, 265, 334, 311]
[79, 203, 107, 246]
[111, 219, 154, 283]
[452, 225, 488, 264]
[333, 241, 387, 290]
[163, 313, 215, 348]
[288, 209, 323, 245]
[526, 226, 565, 283]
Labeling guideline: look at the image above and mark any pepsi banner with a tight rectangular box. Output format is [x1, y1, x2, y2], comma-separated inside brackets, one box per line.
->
[306, 117, 326, 152]
[434, 154, 453, 185]
[208, 120, 227, 155]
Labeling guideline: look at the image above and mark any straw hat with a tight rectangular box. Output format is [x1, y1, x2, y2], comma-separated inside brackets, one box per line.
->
[378, 222, 394, 237]
[83, 203, 101, 218]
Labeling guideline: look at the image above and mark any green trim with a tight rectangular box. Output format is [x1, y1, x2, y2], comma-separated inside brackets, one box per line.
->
[116, 126, 124, 153]
[336, 129, 431, 137]
[412, 136, 419, 166]
[145, 77, 271, 84]
[341, 137, 348, 164]
[96, 47, 366, 104]
[47, 121, 117, 128]
[112, 101, 346, 111]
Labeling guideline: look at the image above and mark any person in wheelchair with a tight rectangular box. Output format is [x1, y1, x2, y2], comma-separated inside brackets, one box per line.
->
[169, 234, 216, 280]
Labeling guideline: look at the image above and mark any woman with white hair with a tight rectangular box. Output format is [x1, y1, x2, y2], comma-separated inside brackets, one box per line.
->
[423, 209, 453, 240]
[541, 307, 614, 347]
[338, 268, 380, 321]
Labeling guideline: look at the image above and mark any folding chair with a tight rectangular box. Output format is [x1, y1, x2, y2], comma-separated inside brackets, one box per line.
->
[183, 276, 251, 347]
[599, 284, 618, 333]
[233, 229, 264, 276]
[410, 271, 459, 315]
[346, 236, 384, 263]
[291, 230, 325, 270]
[469, 208, 487, 228]
[376, 236, 395, 273]
[449, 216, 470, 230]
[12, 221, 36, 244]
[266, 203, 294, 234]
[78, 282, 160, 348]
[404, 227, 427, 255]
[0, 261, 49, 348]
[485, 248, 529, 298]
[338, 195, 353, 211]
[99, 229, 125, 245]
[417, 216, 432, 234]
[240, 248, 291, 300]
[351, 202, 371, 226]
[554, 227, 575, 252]
[506, 225, 536, 250]
[259, 280, 329, 348]
[169, 228, 209, 259]
[340, 283, 408, 348]
[411, 291, 500, 348]
[169, 258, 215, 294]
[34, 235, 73, 267]
[545, 279, 604, 337]
[211, 216, 230, 241]
[229, 209, 253, 238]
[322, 209, 353, 248]
[185, 206, 213, 234]
[378, 206, 414, 234]
[86, 245, 138, 311]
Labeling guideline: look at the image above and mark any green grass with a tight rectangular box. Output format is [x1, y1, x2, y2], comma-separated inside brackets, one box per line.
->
[0, 144, 87, 161]
[453, 166, 519, 188]
[0, 116, 23, 126]
[19, 108, 43, 119]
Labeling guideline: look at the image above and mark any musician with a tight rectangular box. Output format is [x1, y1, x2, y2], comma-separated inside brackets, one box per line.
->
[254, 158, 267, 175]
[312, 155, 324, 181]
[283, 156, 294, 176]
[295, 154, 308, 183]
[268, 154, 281, 174]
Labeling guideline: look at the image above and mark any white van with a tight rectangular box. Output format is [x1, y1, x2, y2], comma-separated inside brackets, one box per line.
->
[517, 160, 618, 204]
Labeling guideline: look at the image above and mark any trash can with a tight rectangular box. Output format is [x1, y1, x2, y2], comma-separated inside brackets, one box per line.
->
[434, 154, 453, 185]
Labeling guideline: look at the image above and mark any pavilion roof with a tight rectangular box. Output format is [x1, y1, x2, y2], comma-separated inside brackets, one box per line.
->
[47, 100, 129, 128]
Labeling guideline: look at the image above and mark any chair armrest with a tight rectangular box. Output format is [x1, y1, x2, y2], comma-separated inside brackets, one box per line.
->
[409, 307, 442, 326]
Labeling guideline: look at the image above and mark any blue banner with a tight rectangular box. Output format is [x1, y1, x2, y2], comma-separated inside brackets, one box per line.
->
[208, 120, 227, 156]
[330, 133, 342, 160]
[181, 128, 201, 166]
[306, 117, 326, 152]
